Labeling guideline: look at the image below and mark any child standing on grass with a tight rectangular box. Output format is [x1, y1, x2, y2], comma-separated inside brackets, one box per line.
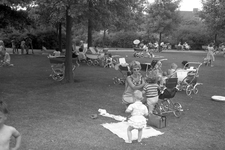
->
[0, 100, 21, 150]
[142, 73, 160, 115]
[206, 43, 215, 67]
[125, 90, 148, 143]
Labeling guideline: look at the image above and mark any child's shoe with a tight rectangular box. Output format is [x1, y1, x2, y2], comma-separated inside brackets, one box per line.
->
[125, 140, 132, 144]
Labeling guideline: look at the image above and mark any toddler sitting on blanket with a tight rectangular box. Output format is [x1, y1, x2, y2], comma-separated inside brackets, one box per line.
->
[125, 90, 148, 143]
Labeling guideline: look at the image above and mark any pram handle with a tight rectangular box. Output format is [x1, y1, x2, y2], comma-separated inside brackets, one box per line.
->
[183, 62, 202, 68]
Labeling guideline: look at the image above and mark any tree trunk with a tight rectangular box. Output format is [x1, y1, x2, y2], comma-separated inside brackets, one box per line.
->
[87, 0, 93, 49]
[214, 33, 217, 47]
[158, 32, 162, 52]
[64, 7, 73, 83]
[103, 29, 106, 48]
[58, 22, 62, 52]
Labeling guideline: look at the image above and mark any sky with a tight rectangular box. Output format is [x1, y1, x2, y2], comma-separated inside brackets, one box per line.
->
[179, 0, 202, 11]
[148, 0, 203, 11]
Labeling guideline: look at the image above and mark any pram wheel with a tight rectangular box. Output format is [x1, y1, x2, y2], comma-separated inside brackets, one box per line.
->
[161, 100, 169, 111]
[87, 60, 93, 66]
[52, 73, 64, 81]
[186, 85, 193, 96]
[174, 110, 181, 118]
[173, 102, 182, 117]
[193, 87, 198, 94]
[93, 60, 99, 66]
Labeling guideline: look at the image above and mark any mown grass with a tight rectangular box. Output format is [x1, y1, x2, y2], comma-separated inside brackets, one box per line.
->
[1, 50, 225, 150]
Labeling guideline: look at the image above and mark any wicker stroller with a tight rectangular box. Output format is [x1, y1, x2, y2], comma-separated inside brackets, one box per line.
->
[48, 56, 78, 81]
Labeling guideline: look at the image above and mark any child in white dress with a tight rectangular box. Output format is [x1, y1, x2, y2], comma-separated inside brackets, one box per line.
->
[125, 90, 148, 143]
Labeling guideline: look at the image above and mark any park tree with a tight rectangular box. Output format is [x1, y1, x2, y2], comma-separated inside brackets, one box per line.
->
[35, 0, 90, 83]
[27, 3, 67, 52]
[86, 0, 147, 47]
[199, 0, 225, 46]
[0, 5, 32, 31]
[146, 0, 181, 52]
[0, 0, 35, 33]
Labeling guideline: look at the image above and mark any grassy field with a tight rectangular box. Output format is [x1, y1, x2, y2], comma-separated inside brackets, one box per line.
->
[1, 50, 225, 150]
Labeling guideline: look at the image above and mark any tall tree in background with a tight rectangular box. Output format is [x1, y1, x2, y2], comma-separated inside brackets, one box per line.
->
[146, 0, 181, 52]
[36, 0, 87, 83]
[88, 0, 147, 47]
[27, 3, 66, 51]
[199, 0, 225, 46]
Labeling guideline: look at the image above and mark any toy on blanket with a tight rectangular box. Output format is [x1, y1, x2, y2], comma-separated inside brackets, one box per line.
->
[98, 109, 127, 122]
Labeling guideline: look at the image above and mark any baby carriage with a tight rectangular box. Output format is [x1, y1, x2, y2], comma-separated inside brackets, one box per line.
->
[113, 58, 130, 85]
[103, 54, 119, 68]
[48, 56, 78, 81]
[133, 48, 144, 58]
[176, 62, 203, 96]
[141, 59, 167, 76]
[85, 53, 104, 66]
[153, 78, 183, 117]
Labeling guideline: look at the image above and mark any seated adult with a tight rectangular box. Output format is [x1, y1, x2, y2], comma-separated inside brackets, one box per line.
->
[122, 60, 145, 108]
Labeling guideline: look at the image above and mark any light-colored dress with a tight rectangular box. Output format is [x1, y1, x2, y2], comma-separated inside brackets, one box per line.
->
[126, 101, 148, 129]
[3, 52, 11, 64]
[207, 46, 215, 61]
[122, 75, 143, 104]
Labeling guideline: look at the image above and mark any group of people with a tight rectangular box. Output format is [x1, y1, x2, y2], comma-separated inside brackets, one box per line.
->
[122, 60, 179, 143]
[11, 37, 33, 55]
[177, 42, 190, 50]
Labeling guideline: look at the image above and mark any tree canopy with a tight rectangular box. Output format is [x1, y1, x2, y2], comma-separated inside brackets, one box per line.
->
[199, 0, 225, 44]
[145, 0, 181, 50]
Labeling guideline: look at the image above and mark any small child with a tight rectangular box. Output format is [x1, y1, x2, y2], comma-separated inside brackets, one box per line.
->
[72, 48, 80, 67]
[104, 53, 114, 68]
[182, 61, 189, 69]
[0, 50, 14, 67]
[0, 100, 21, 150]
[167, 63, 178, 78]
[125, 90, 148, 143]
[203, 57, 211, 66]
[142, 73, 160, 115]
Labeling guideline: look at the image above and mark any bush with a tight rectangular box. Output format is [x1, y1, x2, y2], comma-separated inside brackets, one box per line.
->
[35, 31, 66, 49]
[3, 30, 66, 50]
[93, 31, 143, 48]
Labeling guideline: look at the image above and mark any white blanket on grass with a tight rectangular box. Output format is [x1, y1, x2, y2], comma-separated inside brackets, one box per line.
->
[102, 121, 164, 142]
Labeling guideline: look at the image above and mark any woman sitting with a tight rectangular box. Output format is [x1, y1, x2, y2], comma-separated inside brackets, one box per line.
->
[122, 60, 145, 108]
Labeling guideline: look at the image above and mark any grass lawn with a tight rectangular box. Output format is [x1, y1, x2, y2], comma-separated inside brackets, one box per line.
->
[1, 49, 225, 150]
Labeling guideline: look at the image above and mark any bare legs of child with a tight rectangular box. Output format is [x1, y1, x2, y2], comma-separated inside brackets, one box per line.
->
[147, 96, 159, 115]
[126, 126, 143, 143]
